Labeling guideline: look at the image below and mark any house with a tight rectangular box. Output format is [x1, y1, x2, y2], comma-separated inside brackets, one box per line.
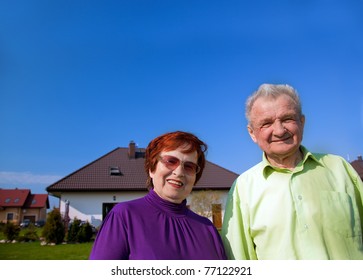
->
[46, 141, 239, 229]
[351, 155, 363, 181]
[0, 188, 50, 225]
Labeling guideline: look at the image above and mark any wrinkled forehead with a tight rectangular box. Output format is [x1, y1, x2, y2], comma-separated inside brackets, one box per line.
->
[252, 95, 299, 113]
[249, 95, 301, 125]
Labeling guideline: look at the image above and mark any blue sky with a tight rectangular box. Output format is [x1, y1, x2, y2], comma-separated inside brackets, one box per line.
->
[1, 0, 362, 208]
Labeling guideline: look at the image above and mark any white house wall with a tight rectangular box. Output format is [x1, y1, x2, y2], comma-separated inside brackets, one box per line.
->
[60, 190, 229, 227]
[60, 191, 147, 227]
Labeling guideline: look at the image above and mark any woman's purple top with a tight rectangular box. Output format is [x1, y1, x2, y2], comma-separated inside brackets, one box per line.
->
[89, 189, 227, 260]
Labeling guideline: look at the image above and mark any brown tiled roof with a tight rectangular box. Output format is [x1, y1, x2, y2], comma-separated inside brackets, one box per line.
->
[196, 161, 238, 189]
[46, 147, 238, 192]
[0, 189, 49, 209]
[351, 156, 363, 180]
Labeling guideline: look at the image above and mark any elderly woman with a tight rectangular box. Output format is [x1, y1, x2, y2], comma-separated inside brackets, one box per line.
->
[89, 131, 226, 260]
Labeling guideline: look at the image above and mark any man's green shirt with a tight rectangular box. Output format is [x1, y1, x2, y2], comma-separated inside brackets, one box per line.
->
[222, 146, 363, 259]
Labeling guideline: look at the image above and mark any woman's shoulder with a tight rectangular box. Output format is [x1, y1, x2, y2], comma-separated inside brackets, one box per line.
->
[186, 209, 215, 227]
[110, 196, 146, 214]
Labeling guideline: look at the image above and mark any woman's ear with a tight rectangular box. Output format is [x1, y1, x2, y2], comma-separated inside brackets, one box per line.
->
[149, 169, 154, 179]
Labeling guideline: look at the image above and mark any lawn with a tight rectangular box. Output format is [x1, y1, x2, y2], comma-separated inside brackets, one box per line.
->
[0, 241, 93, 260]
[0, 226, 94, 260]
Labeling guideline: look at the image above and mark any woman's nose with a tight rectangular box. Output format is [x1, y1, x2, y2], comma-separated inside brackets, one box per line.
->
[172, 164, 185, 176]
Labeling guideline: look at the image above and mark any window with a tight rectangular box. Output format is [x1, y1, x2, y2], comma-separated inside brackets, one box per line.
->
[5, 198, 11, 203]
[6, 213, 14, 221]
[14, 198, 19, 203]
[109, 166, 122, 176]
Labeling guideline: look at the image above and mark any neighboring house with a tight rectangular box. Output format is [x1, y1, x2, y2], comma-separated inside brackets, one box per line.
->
[0, 188, 49, 225]
[46, 141, 239, 229]
[351, 155, 363, 181]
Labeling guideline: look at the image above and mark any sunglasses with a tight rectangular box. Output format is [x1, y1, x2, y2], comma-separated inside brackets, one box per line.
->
[158, 155, 201, 175]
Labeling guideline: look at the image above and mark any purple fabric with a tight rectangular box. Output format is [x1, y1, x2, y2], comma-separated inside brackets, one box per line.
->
[89, 189, 227, 260]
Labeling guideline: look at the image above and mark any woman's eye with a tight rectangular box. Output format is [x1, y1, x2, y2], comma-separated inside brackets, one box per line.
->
[184, 164, 194, 171]
[167, 158, 178, 164]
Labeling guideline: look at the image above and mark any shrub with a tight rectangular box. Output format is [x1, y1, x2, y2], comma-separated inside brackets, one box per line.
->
[19, 224, 39, 242]
[67, 217, 81, 243]
[42, 208, 65, 244]
[3, 222, 20, 241]
[67, 218, 93, 243]
[77, 221, 93, 243]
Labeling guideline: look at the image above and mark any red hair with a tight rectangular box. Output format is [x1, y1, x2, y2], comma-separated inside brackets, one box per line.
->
[145, 131, 207, 188]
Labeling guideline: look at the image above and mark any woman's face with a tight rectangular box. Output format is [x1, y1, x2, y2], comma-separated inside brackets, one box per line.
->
[149, 146, 198, 204]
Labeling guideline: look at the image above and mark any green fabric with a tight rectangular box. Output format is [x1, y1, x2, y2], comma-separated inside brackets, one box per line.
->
[222, 146, 363, 260]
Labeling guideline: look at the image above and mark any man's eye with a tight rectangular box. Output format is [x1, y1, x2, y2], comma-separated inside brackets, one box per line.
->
[283, 118, 295, 123]
[261, 122, 272, 128]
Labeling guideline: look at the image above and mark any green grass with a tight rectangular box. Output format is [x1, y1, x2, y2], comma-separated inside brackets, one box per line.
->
[0, 241, 93, 260]
[0, 226, 94, 260]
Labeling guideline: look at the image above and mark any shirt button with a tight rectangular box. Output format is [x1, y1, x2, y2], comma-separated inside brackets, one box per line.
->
[298, 195, 302, 200]
[304, 224, 309, 229]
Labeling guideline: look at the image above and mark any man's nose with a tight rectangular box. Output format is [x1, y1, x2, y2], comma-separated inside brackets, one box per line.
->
[273, 121, 286, 136]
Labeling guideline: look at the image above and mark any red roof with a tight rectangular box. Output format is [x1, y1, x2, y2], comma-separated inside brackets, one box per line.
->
[0, 189, 49, 208]
[47, 146, 238, 193]
[24, 194, 50, 208]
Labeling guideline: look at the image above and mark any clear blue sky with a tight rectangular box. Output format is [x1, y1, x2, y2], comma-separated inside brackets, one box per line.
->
[1, 1, 362, 208]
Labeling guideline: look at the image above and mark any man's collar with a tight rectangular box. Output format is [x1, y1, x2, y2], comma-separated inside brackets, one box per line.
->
[262, 146, 322, 178]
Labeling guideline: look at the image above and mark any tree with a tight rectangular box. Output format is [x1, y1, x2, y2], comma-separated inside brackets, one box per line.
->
[42, 208, 65, 244]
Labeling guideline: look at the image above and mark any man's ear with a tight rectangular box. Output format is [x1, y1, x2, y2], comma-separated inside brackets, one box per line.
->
[300, 114, 305, 128]
[247, 125, 257, 143]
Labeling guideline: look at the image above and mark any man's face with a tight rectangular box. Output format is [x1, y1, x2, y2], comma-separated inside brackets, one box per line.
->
[247, 95, 305, 161]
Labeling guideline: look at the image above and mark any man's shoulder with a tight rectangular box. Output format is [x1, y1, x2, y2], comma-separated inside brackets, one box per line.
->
[235, 161, 265, 183]
[308, 151, 346, 165]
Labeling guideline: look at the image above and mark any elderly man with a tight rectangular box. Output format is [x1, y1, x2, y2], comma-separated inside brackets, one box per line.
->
[221, 83, 363, 259]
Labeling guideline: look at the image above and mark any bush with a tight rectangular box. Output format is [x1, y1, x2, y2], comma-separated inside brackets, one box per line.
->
[42, 208, 65, 244]
[18, 224, 39, 242]
[78, 221, 93, 243]
[67, 218, 93, 243]
[3, 222, 20, 241]
[67, 217, 81, 242]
